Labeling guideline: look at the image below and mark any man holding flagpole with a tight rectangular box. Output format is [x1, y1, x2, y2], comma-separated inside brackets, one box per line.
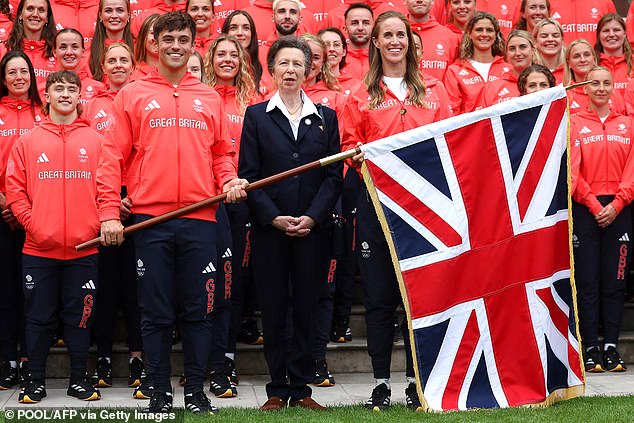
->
[97, 11, 247, 415]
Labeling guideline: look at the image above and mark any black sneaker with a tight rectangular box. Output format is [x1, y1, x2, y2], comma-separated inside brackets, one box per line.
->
[0, 361, 18, 390]
[405, 382, 423, 411]
[330, 316, 352, 343]
[238, 317, 263, 345]
[133, 377, 155, 399]
[128, 357, 145, 387]
[314, 359, 335, 387]
[364, 383, 391, 411]
[185, 390, 219, 414]
[145, 391, 173, 413]
[584, 346, 604, 373]
[18, 362, 29, 388]
[91, 358, 112, 388]
[604, 346, 627, 372]
[67, 371, 101, 401]
[209, 370, 237, 398]
[18, 377, 46, 403]
[224, 357, 239, 386]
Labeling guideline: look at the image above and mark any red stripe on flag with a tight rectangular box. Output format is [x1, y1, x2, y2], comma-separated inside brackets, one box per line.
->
[441, 311, 480, 410]
[516, 98, 567, 220]
[536, 288, 584, 381]
[366, 161, 462, 247]
[444, 119, 514, 249]
[486, 284, 546, 406]
[405, 220, 569, 318]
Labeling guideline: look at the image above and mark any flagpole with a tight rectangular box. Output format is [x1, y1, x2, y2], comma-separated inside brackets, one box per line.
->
[75, 147, 362, 251]
[564, 80, 592, 90]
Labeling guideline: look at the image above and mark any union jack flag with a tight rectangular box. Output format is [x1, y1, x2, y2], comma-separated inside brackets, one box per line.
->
[360, 87, 585, 411]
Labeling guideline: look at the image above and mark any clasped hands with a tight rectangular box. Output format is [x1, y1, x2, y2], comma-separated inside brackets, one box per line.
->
[272, 215, 316, 237]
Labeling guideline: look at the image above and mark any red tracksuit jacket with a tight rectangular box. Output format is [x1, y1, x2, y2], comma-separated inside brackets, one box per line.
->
[6, 117, 102, 259]
[599, 54, 630, 98]
[97, 73, 237, 223]
[549, 0, 616, 45]
[570, 108, 634, 215]
[411, 17, 461, 82]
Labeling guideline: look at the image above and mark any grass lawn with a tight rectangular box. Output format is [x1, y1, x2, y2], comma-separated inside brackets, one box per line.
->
[3, 396, 634, 423]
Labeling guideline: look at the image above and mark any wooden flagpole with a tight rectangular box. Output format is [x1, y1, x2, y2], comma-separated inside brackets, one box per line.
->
[76, 148, 361, 251]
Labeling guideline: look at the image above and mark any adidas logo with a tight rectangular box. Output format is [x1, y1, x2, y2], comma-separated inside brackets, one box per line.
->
[56, 23, 63, 30]
[213, 0, 222, 5]
[144, 100, 161, 111]
[221, 248, 232, 259]
[459, 69, 469, 76]
[202, 262, 216, 274]
[552, 12, 561, 19]
[94, 110, 107, 119]
[571, 101, 581, 109]
[579, 126, 591, 134]
[82, 280, 96, 290]
[0, 118, 5, 125]
[36, 153, 50, 163]
[497, 87, 510, 97]
[620, 233, 630, 242]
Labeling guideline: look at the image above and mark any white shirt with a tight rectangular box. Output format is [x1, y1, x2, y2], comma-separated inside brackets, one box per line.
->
[469, 59, 492, 81]
[266, 90, 318, 140]
[382, 76, 408, 102]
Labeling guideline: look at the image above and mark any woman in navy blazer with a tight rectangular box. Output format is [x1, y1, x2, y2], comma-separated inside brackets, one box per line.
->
[238, 36, 343, 412]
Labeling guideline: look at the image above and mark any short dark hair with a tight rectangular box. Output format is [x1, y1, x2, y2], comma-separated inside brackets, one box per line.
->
[55, 27, 85, 49]
[344, 2, 373, 21]
[43, 70, 82, 116]
[153, 11, 196, 43]
[266, 36, 312, 78]
[517, 64, 556, 95]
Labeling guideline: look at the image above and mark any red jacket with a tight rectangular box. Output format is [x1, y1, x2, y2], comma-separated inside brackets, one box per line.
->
[443, 56, 511, 115]
[0, 13, 11, 42]
[343, 47, 369, 82]
[341, 80, 451, 164]
[337, 69, 363, 96]
[243, 0, 318, 45]
[130, 62, 157, 81]
[130, 1, 187, 37]
[303, 80, 346, 136]
[411, 18, 460, 81]
[97, 73, 237, 222]
[83, 89, 117, 135]
[194, 34, 217, 57]
[468, 0, 519, 38]
[570, 109, 634, 215]
[5, 117, 102, 259]
[599, 54, 630, 98]
[0, 98, 43, 194]
[51, 0, 99, 47]
[549, 0, 616, 45]
[567, 86, 626, 116]
[23, 40, 57, 89]
[302, 0, 343, 27]
[478, 72, 519, 108]
[37, 70, 104, 105]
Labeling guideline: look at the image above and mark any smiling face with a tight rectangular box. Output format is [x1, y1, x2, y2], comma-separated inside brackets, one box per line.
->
[100, 0, 129, 35]
[450, 0, 476, 27]
[187, 0, 214, 34]
[372, 17, 409, 68]
[156, 28, 193, 71]
[469, 18, 496, 52]
[585, 68, 613, 108]
[522, 0, 548, 31]
[320, 30, 345, 70]
[535, 23, 562, 58]
[103, 45, 133, 88]
[20, 0, 48, 37]
[54, 32, 84, 72]
[305, 40, 324, 83]
[272, 47, 306, 93]
[4, 57, 31, 100]
[599, 19, 626, 55]
[46, 80, 80, 118]
[506, 35, 534, 73]
[212, 40, 239, 84]
[226, 13, 252, 50]
[568, 42, 595, 80]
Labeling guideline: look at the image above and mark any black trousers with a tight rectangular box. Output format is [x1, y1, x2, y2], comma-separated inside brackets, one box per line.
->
[251, 224, 329, 401]
[356, 183, 414, 379]
[133, 215, 217, 395]
[22, 254, 98, 379]
[573, 196, 632, 347]
[0, 220, 25, 361]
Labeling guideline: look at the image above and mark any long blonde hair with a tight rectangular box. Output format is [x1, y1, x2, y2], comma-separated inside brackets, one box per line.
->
[365, 11, 426, 109]
[299, 33, 341, 92]
[532, 18, 566, 70]
[204, 34, 257, 115]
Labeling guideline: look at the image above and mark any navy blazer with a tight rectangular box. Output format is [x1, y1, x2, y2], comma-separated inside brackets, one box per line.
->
[238, 101, 343, 228]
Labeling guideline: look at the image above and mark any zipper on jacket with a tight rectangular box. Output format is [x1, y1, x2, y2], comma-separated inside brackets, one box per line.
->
[62, 125, 67, 259]
[174, 90, 181, 207]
